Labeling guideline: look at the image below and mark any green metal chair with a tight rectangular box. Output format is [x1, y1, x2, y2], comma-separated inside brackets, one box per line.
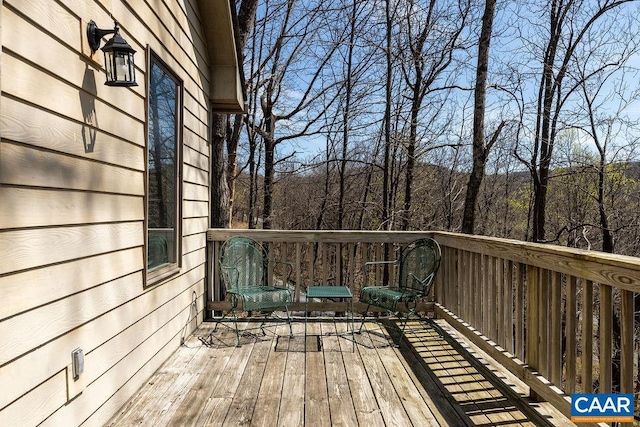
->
[359, 237, 442, 341]
[216, 236, 293, 347]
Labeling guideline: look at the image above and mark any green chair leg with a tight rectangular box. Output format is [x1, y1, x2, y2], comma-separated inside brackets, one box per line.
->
[285, 306, 293, 338]
[358, 303, 371, 334]
[233, 310, 242, 347]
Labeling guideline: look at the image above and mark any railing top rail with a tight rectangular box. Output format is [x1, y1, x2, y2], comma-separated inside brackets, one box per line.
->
[206, 229, 640, 293]
[207, 229, 433, 244]
[432, 231, 640, 293]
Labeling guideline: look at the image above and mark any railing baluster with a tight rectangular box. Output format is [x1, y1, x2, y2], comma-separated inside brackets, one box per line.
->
[582, 279, 593, 393]
[489, 256, 497, 342]
[336, 243, 342, 287]
[295, 242, 302, 303]
[466, 251, 473, 323]
[550, 271, 562, 387]
[375, 243, 382, 284]
[453, 246, 458, 311]
[212, 240, 220, 302]
[504, 260, 514, 353]
[526, 266, 540, 381]
[620, 290, 634, 395]
[455, 248, 462, 315]
[496, 258, 504, 347]
[309, 241, 315, 285]
[441, 246, 449, 308]
[599, 283, 612, 393]
[361, 243, 369, 287]
[482, 254, 490, 337]
[474, 252, 482, 330]
[464, 251, 470, 323]
[515, 263, 525, 360]
[565, 275, 577, 394]
[539, 269, 550, 378]
[321, 242, 327, 285]
[347, 242, 355, 294]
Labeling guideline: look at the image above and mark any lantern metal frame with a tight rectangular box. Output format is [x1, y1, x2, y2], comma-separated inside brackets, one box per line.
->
[87, 20, 137, 87]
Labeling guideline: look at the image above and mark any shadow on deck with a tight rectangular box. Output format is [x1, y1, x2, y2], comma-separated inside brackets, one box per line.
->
[107, 318, 574, 426]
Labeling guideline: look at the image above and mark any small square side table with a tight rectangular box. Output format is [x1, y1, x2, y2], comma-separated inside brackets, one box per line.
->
[305, 285, 355, 350]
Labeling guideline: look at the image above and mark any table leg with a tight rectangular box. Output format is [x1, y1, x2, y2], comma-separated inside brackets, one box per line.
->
[350, 297, 355, 351]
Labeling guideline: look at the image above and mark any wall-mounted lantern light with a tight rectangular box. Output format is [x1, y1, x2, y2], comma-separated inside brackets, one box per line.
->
[87, 20, 137, 87]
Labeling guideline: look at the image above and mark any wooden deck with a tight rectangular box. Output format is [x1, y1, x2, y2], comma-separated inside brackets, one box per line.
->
[107, 318, 574, 426]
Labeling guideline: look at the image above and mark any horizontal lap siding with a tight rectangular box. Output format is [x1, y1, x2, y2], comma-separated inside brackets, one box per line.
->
[0, 0, 211, 426]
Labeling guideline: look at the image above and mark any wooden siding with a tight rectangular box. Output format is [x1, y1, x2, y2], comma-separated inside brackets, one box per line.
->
[0, 0, 217, 425]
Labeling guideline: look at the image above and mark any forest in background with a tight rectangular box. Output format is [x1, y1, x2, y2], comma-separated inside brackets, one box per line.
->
[211, 0, 640, 258]
[231, 159, 640, 256]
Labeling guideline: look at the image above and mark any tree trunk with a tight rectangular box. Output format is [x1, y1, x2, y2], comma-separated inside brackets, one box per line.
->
[402, 91, 419, 231]
[382, 0, 393, 231]
[226, 113, 243, 226]
[210, 113, 230, 228]
[225, 0, 257, 225]
[461, 0, 496, 234]
[597, 156, 614, 253]
[262, 93, 276, 229]
[248, 129, 258, 229]
[262, 137, 275, 229]
[339, 0, 357, 230]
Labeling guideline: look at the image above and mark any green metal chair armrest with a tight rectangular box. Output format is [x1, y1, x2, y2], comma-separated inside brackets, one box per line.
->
[363, 259, 399, 286]
[268, 259, 294, 287]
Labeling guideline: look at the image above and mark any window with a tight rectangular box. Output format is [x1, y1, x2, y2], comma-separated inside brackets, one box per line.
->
[147, 52, 182, 277]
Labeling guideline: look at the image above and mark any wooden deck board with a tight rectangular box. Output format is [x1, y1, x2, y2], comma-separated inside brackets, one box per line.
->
[366, 322, 441, 426]
[401, 320, 569, 427]
[107, 319, 574, 427]
[320, 322, 358, 427]
[305, 322, 331, 427]
[169, 324, 250, 426]
[336, 324, 386, 427]
[356, 322, 416, 426]
[277, 322, 306, 427]
[108, 337, 208, 427]
[222, 329, 275, 426]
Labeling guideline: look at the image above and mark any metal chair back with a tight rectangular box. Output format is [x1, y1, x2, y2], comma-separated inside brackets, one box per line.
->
[219, 236, 266, 294]
[398, 237, 442, 296]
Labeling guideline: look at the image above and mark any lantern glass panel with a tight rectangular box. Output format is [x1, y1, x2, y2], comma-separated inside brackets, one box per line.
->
[104, 51, 114, 83]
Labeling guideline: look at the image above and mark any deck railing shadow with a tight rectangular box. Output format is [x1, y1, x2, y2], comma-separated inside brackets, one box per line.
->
[390, 318, 557, 426]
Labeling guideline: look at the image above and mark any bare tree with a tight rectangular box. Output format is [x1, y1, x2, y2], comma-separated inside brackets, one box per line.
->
[461, 0, 504, 234]
[514, 0, 636, 242]
[247, 0, 342, 229]
[226, 0, 259, 226]
[576, 64, 640, 253]
[381, 0, 395, 231]
[399, 0, 470, 230]
[210, 0, 258, 228]
[210, 115, 230, 228]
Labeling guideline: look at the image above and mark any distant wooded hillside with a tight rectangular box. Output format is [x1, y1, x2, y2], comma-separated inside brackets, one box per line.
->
[230, 161, 640, 257]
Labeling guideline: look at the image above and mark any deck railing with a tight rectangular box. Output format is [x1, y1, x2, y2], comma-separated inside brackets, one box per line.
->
[206, 229, 435, 313]
[432, 231, 639, 423]
[206, 229, 639, 422]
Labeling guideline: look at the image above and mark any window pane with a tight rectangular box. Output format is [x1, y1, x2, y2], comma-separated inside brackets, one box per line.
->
[148, 59, 180, 271]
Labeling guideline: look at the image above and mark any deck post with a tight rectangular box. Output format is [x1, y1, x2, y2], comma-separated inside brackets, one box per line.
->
[620, 290, 634, 427]
[208, 239, 222, 317]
